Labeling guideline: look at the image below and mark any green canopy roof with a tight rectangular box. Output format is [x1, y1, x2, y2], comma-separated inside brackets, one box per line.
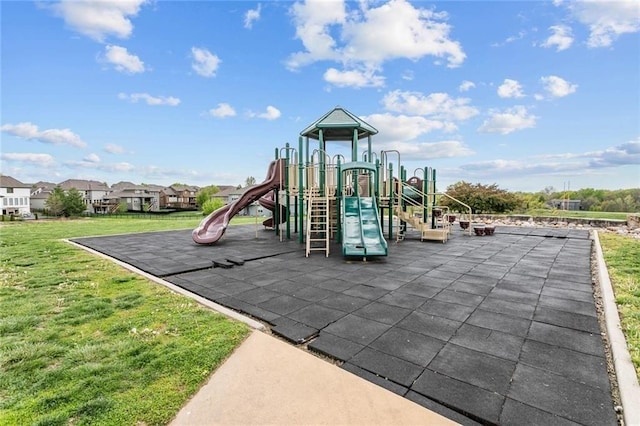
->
[300, 106, 378, 141]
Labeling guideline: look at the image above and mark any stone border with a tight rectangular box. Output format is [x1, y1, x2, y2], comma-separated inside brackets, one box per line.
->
[593, 231, 640, 426]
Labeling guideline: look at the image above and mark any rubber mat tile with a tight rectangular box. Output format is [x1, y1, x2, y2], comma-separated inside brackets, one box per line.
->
[393, 282, 441, 299]
[499, 398, 582, 426]
[341, 362, 408, 397]
[527, 322, 605, 358]
[370, 327, 444, 367]
[396, 311, 461, 342]
[343, 284, 389, 301]
[478, 297, 536, 320]
[533, 306, 600, 334]
[520, 340, 611, 391]
[287, 304, 347, 329]
[257, 294, 310, 316]
[376, 292, 427, 310]
[538, 295, 597, 317]
[418, 299, 475, 322]
[318, 293, 371, 312]
[508, 364, 616, 426]
[411, 369, 504, 425]
[353, 301, 411, 325]
[465, 309, 531, 337]
[349, 348, 422, 388]
[307, 332, 364, 362]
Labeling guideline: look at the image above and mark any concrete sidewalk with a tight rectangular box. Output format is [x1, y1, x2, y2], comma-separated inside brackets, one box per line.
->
[170, 330, 456, 425]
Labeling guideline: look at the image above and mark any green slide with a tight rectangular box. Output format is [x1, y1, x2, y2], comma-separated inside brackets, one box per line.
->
[342, 196, 388, 257]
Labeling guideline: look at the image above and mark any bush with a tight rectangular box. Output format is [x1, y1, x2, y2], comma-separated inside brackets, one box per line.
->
[202, 198, 225, 215]
[441, 181, 518, 214]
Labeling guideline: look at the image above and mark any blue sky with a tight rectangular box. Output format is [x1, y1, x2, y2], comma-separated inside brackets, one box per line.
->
[1, 0, 639, 192]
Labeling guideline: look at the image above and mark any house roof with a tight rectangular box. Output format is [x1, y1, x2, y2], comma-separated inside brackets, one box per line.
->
[300, 106, 378, 141]
[58, 179, 110, 191]
[31, 190, 53, 200]
[32, 181, 57, 190]
[0, 175, 30, 188]
[162, 187, 178, 196]
[111, 181, 137, 190]
[170, 184, 199, 192]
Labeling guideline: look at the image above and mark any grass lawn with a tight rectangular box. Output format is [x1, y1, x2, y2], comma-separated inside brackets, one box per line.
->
[526, 209, 631, 220]
[0, 217, 250, 425]
[598, 232, 640, 380]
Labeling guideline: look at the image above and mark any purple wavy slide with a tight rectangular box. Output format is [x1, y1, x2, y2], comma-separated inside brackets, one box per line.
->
[192, 158, 286, 244]
[258, 191, 287, 228]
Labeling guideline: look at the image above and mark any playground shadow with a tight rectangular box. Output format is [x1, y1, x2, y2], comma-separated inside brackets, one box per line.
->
[72, 224, 617, 426]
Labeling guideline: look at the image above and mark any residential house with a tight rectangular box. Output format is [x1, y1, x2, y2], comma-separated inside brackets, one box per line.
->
[30, 181, 57, 211]
[548, 199, 582, 211]
[94, 182, 161, 213]
[58, 179, 111, 213]
[214, 185, 269, 217]
[0, 175, 31, 216]
[160, 184, 199, 209]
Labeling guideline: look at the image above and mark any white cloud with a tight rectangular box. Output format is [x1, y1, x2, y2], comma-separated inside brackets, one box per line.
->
[191, 47, 221, 78]
[118, 92, 180, 106]
[541, 25, 574, 51]
[65, 159, 134, 173]
[459, 138, 640, 178]
[84, 153, 101, 163]
[382, 90, 479, 121]
[458, 80, 475, 92]
[287, 0, 465, 84]
[589, 139, 640, 167]
[1, 152, 56, 167]
[562, 0, 640, 48]
[364, 113, 455, 142]
[491, 30, 527, 47]
[540, 75, 578, 98]
[477, 106, 537, 135]
[323, 67, 385, 88]
[208, 103, 237, 118]
[377, 140, 475, 160]
[50, 0, 147, 42]
[1, 122, 87, 148]
[248, 106, 281, 120]
[104, 45, 145, 73]
[244, 4, 261, 29]
[497, 79, 525, 98]
[104, 143, 125, 154]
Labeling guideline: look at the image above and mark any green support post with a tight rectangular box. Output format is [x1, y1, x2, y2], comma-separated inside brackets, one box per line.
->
[298, 136, 304, 244]
[319, 130, 325, 196]
[336, 158, 342, 244]
[388, 163, 394, 240]
[422, 166, 428, 223]
[274, 148, 280, 237]
[285, 143, 291, 240]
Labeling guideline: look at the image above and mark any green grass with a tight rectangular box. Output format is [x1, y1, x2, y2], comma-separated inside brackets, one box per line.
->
[526, 209, 631, 220]
[0, 217, 250, 425]
[598, 232, 640, 379]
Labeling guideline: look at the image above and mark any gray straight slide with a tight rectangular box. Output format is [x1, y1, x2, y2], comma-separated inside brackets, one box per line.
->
[192, 158, 285, 244]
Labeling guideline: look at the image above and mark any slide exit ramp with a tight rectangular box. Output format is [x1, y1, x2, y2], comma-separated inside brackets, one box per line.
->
[342, 196, 388, 258]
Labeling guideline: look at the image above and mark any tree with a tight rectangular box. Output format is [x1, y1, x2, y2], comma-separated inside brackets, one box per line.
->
[45, 187, 65, 217]
[45, 187, 87, 217]
[202, 198, 225, 215]
[440, 181, 518, 214]
[63, 188, 86, 216]
[245, 176, 256, 187]
[196, 185, 220, 208]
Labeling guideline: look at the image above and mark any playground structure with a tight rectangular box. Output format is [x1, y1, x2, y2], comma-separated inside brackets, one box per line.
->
[193, 106, 472, 258]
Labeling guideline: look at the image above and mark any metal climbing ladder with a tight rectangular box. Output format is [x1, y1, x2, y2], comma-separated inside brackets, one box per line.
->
[305, 187, 330, 257]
